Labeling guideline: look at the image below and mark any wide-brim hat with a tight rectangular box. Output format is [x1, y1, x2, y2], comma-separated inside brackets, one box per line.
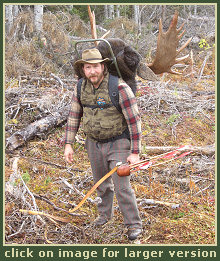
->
[74, 48, 110, 66]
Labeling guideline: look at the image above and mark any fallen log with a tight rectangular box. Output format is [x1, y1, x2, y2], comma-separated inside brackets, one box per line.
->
[137, 198, 180, 209]
[142, 144, 215, 156]
[6, 110, 68, 151]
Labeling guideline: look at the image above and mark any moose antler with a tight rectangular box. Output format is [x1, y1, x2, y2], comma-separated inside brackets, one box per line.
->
[148, 11, 192, 75]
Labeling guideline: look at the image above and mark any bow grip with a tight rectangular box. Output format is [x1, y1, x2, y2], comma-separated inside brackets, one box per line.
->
[117, 164, 131, 176]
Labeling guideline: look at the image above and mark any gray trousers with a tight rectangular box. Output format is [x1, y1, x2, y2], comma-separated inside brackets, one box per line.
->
[85, 137, 142, 229]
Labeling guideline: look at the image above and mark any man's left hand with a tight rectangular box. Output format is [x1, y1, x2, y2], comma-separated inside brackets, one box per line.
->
[127, 153, 140, 165]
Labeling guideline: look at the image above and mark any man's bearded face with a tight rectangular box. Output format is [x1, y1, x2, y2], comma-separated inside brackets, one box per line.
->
[83, 63, 105, 86]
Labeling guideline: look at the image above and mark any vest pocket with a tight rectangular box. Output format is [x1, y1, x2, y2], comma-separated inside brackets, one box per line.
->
[83, 107, 127, 140]
[99, 119, 124, 139]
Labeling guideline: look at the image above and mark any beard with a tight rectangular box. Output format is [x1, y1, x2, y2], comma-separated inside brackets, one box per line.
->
[87, 72, 104, 86]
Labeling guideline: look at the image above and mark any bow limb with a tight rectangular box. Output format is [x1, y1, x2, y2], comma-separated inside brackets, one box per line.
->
[69, 166, 118, 213]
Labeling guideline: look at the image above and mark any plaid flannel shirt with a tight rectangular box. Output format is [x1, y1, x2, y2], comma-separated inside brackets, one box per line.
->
[65, 79, 141, 154]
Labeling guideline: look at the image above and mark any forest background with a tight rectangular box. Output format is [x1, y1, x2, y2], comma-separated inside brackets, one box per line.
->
[4, 4, 216, 245]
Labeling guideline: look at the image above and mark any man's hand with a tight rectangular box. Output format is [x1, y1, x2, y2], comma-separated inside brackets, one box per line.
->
[127, 153, 140, 165]
[64, 144, 74, 163]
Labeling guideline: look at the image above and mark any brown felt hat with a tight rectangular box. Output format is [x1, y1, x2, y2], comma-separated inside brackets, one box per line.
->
[74, 48, 110, 65]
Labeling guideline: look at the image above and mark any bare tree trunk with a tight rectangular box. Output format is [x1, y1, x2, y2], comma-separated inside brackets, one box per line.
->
[133, 5, 141, 34]
[104, 5, 109, 19]
[13, 5, 19, 18]
[109, 5, 114, 19]
[5, 5, 13, 34]
[161, 5, 167, 23]
[194, 5, 198, 15]
[34, 5, 44, 33]
[116, 5, 120, 18]
[133, 5, 139, 24]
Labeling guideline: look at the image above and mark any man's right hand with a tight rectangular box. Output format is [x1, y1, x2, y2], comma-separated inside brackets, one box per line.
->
[64, 144, 74, 163]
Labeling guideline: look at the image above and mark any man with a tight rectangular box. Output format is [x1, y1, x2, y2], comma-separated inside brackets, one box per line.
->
[64, 48, 142, 240]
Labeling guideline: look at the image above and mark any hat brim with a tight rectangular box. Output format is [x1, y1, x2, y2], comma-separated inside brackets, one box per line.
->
[74, 57, 110, 66]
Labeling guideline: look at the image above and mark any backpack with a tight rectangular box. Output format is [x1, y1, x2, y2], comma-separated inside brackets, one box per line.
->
[76, 74, 122, 113]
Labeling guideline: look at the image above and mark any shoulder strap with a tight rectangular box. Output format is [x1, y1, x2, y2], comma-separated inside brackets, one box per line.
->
[108, 74, 122, 113]
[76, 78, 84, 101]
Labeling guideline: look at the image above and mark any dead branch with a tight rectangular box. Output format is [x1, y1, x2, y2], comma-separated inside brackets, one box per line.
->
[6, 110, 68, 151]
[6, 157, 39, 214]
[194, 183, 213, 196]
[19, 209, 71, 223]
[60, 178, 101, 206]
[5, 157, 20, 195]
[5, 157, 45, 229]
[51, 73, 64, 90]
[32, 193, 86, 217]
[6, 220, 26, 239]
[141, 144, 215, 156]
[20, 173, 38, 211]
[44, 226, 53, 244]
[100, 30, 110, 39]
[138, 80, 215, 116]
[197, 51, 212, 83]
[88, 5, 97, 45]
[17, 156, 84, 172]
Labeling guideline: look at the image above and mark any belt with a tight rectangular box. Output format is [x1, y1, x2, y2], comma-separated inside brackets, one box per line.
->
[94, 128, 130, 143]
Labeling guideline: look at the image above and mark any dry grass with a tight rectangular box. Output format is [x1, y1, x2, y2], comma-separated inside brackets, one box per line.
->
[5, 10, 89, 81]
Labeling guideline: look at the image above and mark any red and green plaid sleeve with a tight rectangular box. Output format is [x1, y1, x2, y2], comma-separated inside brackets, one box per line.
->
[64, 89, 83, 144]
[118, 84, 141, 154]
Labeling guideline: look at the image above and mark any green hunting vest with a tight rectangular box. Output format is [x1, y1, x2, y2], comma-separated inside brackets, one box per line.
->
[80, 73, 128, 141]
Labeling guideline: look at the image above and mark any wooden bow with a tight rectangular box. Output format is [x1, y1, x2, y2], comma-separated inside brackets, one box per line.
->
[69, 145, 192, 213]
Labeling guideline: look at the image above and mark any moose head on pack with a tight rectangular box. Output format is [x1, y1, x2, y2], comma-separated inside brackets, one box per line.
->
[74, 8, 192, 94]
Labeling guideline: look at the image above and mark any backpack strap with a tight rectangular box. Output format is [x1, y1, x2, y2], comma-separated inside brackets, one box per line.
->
[76, 78, 84, 101]
[108, 74, 122, 113]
